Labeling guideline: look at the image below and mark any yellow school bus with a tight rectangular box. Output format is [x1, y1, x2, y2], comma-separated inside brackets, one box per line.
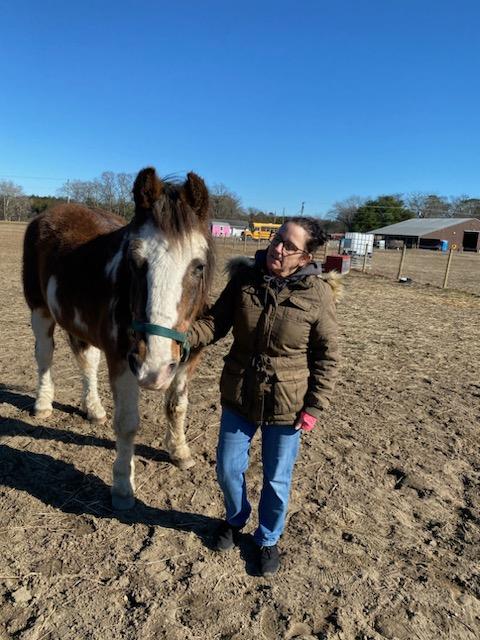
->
[242, 222, 281, 240]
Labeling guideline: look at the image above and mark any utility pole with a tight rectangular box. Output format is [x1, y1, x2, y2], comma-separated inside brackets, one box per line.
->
[300, 201, 305, 216]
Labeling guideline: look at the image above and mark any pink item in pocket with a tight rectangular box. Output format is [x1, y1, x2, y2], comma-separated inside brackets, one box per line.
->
[297, 411, 317, 432]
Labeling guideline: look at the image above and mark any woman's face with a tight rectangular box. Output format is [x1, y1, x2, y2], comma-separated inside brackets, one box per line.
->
[266, 222, 312, 278]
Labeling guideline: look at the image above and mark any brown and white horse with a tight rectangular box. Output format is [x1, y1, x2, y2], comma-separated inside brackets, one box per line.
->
[22, 167, 214, 509]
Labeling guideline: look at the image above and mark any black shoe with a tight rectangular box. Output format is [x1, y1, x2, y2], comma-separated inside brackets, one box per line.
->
[259, 544, 280, 576]
[212, 521, 241, 552]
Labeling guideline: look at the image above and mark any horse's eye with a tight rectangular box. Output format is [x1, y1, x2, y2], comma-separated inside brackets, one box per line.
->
[194, 263, 205, 276]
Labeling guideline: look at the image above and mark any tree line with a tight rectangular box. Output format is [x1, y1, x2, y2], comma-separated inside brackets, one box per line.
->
[329, 194, 480, 232]
[1, 174, 480, 234]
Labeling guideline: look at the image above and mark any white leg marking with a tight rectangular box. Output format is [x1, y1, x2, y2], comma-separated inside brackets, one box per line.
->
[74, 345, 106, 423]
[46, 276, 61, 321]
[110, 367, 139, 509]
[31, 310, 55, 418]
[164, 366, 194, 468]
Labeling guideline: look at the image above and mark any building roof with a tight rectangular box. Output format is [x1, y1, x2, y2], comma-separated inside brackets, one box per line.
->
[369, 218, 478, 236]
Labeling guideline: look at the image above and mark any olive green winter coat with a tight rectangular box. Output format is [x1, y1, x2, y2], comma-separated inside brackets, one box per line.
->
[188, 252, 341, 425]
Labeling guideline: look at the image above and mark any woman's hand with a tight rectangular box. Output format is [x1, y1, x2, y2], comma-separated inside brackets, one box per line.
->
[294, 410, 317, 432]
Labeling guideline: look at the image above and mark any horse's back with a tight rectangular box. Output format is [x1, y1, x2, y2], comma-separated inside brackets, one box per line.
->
[22, 204, 126, 310]
[31, 204, 125, 248]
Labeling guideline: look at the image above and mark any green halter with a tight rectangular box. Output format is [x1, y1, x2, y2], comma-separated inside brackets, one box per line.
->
[132, 320, 190, 362]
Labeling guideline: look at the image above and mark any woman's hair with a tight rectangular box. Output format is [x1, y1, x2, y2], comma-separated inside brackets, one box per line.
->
[286, 216, 327, 253]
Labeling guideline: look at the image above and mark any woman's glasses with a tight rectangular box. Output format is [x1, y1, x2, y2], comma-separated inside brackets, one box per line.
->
[270, 234, 308, 256]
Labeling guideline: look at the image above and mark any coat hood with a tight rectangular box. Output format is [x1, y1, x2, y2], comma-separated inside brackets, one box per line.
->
[225, 250, 344, 303]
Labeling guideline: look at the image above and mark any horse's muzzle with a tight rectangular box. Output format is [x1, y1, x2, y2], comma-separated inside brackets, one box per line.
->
[129, 354, 178, 390]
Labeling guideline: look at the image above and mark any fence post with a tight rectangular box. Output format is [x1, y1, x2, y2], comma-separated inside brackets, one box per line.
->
[362, 248, 369, 273]
[442, 249, 454, 289]
[323, 241, 329, 262]
[396, 244, 407, 280]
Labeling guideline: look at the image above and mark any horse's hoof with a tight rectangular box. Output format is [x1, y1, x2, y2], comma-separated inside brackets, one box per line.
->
[172, 457, 196, 470]
[87, 412, 107, 425]
[34, 408, 52, 419]
[111, 493, 136, 510]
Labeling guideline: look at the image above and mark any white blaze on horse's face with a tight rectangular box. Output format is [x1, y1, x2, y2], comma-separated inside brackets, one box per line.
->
[130, 221, 208, 390]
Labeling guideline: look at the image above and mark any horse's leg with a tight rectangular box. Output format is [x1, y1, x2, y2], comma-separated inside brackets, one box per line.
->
[108, 362, 139, 509]
[67, 334, 106, 424]
[31, 308, 55, 419]
[164, 366, 195, 470]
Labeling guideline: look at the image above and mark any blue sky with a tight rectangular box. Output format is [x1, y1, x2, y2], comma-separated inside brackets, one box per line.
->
[1, 1, 479, 216]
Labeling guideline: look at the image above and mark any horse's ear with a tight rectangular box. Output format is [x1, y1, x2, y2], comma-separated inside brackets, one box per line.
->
[183, 172, 209, 221]
[132, 167, 164, 211]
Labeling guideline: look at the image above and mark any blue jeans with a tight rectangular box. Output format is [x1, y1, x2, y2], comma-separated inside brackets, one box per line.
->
[216, 407, 301, 547]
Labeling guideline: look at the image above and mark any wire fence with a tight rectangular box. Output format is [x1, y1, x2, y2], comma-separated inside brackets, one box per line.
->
[329, 242, 480, 296]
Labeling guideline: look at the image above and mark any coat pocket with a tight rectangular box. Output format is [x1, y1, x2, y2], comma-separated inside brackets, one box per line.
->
[272, 369, 310, 416]
[220, 359, 248, 409]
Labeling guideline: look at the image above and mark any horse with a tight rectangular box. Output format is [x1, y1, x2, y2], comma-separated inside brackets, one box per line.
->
[22, 167, 214, 509]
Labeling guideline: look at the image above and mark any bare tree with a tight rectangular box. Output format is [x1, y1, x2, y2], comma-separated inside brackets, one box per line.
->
[405, 192, 429, 218]
[9, 196, 32, 221]
[328, 196, 366, 231]
[449, 195, 480, 218]
[116, 172, 135, 218]
[98, 172, 117, 211]
[58, 172, 135, 217]
[59, 180, 97, 205]
[0, 180, 25, 220]
[422, 195, 450, 218]
[210, 183, 244, 220]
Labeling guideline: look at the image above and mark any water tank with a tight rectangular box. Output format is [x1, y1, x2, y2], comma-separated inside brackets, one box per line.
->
[342, 232, 374, 256]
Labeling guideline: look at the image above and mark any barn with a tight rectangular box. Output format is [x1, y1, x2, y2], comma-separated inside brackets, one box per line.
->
[369, 218, 480, 251]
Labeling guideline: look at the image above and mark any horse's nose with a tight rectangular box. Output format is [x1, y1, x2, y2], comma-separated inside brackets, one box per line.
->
[137, 361, 178, 390]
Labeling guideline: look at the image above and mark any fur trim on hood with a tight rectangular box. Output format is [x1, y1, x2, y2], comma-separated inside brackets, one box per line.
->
[321, 270, 344, 303]
[224, 255, 255, 278]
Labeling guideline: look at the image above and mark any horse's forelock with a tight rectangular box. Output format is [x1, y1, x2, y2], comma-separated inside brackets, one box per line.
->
[135, 179, 209, 245]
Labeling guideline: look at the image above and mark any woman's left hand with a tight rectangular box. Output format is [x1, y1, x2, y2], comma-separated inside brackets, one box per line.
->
[294, 410, 317, 432]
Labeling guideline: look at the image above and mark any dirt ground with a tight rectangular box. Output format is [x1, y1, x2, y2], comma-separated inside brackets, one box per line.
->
[370, 248, 480, 294]
[1, 222, 479, 640]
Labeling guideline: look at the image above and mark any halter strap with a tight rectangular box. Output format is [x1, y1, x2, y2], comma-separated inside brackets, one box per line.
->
[132, 320, 190, 362]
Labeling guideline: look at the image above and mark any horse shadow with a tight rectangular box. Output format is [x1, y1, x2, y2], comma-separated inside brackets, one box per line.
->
[0, 383, 84, 418]
[0, 384, 167, 462]
[0, 440, 215, 540]
[0, 439, 261, 574]
[0, 385, 261, 572]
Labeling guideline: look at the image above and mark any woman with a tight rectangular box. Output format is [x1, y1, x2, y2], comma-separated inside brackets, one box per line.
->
[188, 217, 341, 576]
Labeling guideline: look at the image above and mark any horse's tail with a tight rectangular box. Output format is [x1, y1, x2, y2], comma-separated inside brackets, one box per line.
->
[22, 216, 45, 310]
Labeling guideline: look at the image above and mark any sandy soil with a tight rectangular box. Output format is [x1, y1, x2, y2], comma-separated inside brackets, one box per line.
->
[1, 223, 479, 640]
